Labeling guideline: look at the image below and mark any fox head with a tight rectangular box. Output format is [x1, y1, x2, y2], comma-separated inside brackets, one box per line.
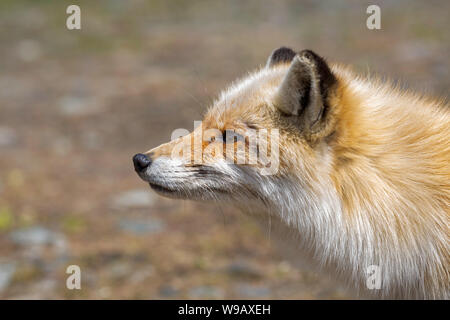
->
[133, 47, 341, 209]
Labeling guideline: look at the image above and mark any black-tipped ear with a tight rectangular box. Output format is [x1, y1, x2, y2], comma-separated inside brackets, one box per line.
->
[275, 50, 337, 132]
[266, 47, 297, 68]
[299, 50, 336, 102]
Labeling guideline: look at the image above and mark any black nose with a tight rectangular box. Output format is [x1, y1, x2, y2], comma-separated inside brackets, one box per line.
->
[133, 153, 151, 172]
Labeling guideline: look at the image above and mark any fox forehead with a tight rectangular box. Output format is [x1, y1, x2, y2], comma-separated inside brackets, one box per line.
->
[204, 65, 290, 129]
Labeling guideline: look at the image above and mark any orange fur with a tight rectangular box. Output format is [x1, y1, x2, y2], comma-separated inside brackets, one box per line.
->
[137, 51, 449, 299]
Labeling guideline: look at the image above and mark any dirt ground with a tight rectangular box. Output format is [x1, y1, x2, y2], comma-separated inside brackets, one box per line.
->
[0, 0, 448, 299]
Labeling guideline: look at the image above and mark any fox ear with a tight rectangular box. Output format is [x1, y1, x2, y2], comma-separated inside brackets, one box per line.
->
[275, 50, 337, 133]
[266, 47, 297, 68]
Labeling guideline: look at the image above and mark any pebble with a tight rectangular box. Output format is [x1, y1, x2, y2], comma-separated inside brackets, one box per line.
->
[109, 262, 133, 280]
[59, 95, 90, 116]
[129, 268, 153, 284]
[234, 284, 271, 298]
[9, 226, 67, 250]
[118, 218, 165, 235]
[17, 39, 42, 63]
[226, 260, 263, 280]
[0, 127, 17, 148]
[0, 262, 16, 293]
[112, 189, 156, 209]
[159, 284, 179, 298]
[188, 285, 225, 299]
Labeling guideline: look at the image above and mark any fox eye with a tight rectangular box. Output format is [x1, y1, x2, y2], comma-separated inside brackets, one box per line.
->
[208, 132, 226, 143]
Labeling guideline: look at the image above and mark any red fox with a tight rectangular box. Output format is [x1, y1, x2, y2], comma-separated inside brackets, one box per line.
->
[133, 47, 449, 299]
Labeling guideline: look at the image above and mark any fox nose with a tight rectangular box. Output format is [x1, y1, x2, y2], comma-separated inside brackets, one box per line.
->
[133, 153, 151, 172]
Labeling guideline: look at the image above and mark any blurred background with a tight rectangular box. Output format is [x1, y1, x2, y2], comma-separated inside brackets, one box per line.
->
[0, 0, 448, 299]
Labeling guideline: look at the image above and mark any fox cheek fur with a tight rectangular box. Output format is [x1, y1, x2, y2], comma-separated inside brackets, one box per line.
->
[134, 47, 450, 299]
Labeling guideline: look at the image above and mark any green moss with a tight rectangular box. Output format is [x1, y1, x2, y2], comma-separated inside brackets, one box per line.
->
[0, 206, 14, 231]
[62, 215, 87, 234]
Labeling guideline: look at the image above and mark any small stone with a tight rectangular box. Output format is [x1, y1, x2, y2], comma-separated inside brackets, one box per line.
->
[109, 262, 133, 280]
[17, 39, 42, 62]
[112, 189, 156, 209]
[159, 284, 179, 298]
[118, 218, 165, 235]
[0, 262, 16, 293]
[0, 127, 17, 148]
[188, 286, 225, 299]
[59, 95, 89, 116]
[226, 260, 263, 280]
[234, 284, 271, 298]
[9, 226, 67, 250]
[129, 268, 153, 284]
